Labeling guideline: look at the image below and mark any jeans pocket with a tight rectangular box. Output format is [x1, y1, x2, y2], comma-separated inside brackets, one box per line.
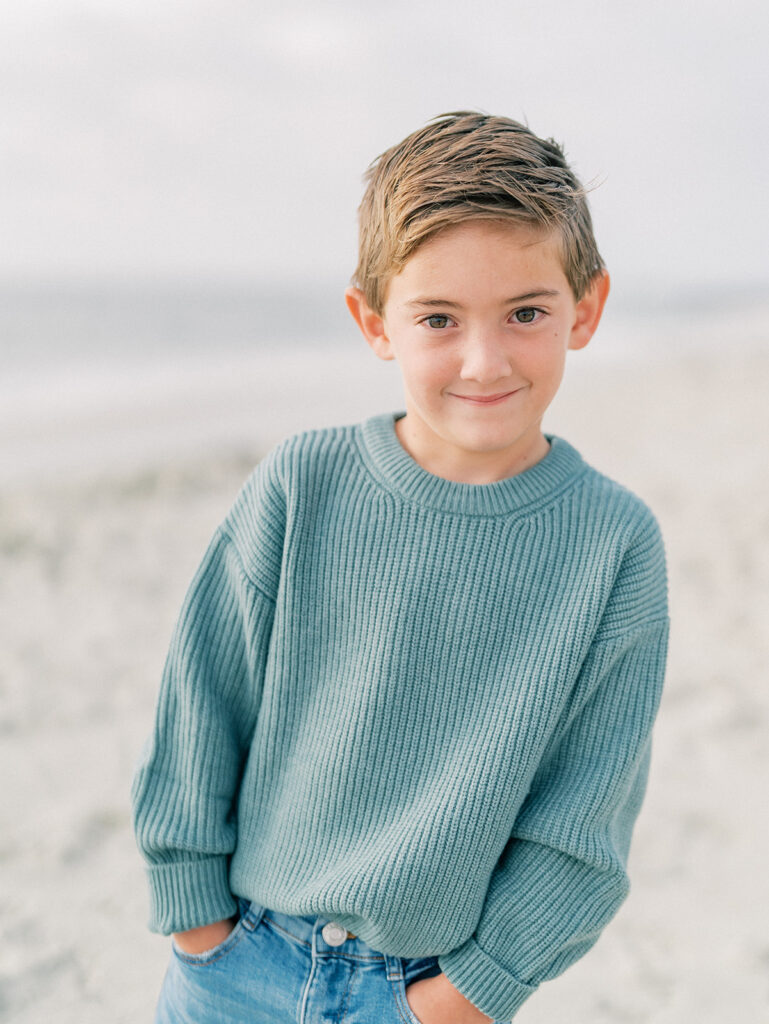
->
[171, 902, 249, 967]
[391, 970, 428, 1024]
[393, 966, 509, 1024]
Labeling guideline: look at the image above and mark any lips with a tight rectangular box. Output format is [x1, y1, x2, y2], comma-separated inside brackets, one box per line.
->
[451, 389, 519, 405]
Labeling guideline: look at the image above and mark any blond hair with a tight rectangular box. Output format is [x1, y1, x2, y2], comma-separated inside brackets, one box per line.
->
[352, 111, 605, 313]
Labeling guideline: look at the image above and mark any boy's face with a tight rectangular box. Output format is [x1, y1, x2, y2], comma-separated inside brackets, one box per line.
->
[346, 219, 609, 484]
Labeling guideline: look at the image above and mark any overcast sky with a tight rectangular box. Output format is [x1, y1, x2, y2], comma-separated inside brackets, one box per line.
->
[1, 0, 767, 301]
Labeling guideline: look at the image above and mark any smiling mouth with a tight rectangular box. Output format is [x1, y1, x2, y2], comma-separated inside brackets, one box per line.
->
[450, 389, 520, 405]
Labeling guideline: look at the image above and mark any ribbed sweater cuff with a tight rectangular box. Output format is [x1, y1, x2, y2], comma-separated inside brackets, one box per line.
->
[146, 857, 237, 935]
[438, 938, 537, 1021]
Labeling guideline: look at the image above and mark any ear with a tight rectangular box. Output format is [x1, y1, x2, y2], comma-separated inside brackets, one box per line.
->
[344, 287, 395, 361]
[567, 271, 611, 351]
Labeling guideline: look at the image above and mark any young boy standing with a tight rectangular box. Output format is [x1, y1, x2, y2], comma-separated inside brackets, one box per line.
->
[132, 111, 669, 1023]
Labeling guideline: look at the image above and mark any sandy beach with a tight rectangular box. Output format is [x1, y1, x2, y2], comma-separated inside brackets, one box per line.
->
[1, 333, 767, 1023]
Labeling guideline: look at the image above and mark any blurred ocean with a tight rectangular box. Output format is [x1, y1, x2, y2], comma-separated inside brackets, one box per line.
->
[1, 281, 766, 486]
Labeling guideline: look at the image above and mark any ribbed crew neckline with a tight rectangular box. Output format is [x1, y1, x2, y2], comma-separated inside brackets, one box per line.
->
[357, 411, 586, 516]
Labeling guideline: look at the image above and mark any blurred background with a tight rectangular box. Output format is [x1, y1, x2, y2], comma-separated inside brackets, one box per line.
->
[1, 1, 767, 1021]
[2, 0, 767, 484]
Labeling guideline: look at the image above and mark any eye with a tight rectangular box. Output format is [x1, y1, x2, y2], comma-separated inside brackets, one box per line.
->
[422, 313, 453, 329]
[512, 307, 544, 324]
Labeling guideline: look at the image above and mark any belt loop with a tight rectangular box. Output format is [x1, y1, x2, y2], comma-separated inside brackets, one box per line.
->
[384, 953, 404, 981]
[239, 899, 266, 932]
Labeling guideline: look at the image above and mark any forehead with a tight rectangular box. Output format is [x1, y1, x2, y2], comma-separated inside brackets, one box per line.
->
[386, 220, 569, 303]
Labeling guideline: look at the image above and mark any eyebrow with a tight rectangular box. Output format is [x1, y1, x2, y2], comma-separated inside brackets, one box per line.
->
[405, 290, 561, 309]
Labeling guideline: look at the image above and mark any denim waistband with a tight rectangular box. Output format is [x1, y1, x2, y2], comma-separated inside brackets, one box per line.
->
[257, 904, 390, 959]
[247, 901, 441, 984]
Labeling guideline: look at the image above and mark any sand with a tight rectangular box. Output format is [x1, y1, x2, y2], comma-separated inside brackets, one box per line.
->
[1, 338, 767, 1022]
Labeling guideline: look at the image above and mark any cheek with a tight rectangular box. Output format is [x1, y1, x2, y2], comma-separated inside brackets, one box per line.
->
[407, 347, 455, 386]
[525, 339, 568, 382]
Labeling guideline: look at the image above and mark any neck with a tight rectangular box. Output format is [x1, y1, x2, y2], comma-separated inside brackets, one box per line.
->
[394, 417, 551, 485]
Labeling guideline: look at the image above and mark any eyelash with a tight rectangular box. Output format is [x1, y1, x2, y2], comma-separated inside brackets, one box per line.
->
[420, 308, 546, 330]
[512, 307, 546, 325]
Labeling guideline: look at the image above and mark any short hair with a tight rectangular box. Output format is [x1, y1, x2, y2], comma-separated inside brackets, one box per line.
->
[352, 111, 605, 313]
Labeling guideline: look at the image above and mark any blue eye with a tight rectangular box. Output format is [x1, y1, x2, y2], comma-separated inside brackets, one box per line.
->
[424, 314, 452, 329]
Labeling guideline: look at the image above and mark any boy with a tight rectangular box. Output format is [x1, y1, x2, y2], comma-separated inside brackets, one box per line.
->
[132, 111, 669, 1023]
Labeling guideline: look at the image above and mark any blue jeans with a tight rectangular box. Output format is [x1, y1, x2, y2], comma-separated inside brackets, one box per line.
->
[155, 898, 507, 1023]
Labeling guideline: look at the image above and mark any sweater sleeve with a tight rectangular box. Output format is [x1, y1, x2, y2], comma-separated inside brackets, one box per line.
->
[437, 513, 670, 1021]
[130, 447, 286, 935]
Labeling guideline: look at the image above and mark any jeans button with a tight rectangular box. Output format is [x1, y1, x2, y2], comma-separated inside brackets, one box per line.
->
[322, 922, 348, 946]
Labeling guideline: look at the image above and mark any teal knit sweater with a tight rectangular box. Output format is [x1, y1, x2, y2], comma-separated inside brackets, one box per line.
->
[131, 411, 669, 1021]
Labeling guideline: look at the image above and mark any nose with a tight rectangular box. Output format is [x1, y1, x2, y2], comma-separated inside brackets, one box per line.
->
[458, 329, 513, 384]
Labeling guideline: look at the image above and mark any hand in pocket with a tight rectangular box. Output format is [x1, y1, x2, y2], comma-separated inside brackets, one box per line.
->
[406, 974, 495, 1024]
[172, 916, 238, 955]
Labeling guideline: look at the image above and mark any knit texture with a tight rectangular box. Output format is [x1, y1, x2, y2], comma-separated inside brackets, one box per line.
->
[131, 411, 669, 1021]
